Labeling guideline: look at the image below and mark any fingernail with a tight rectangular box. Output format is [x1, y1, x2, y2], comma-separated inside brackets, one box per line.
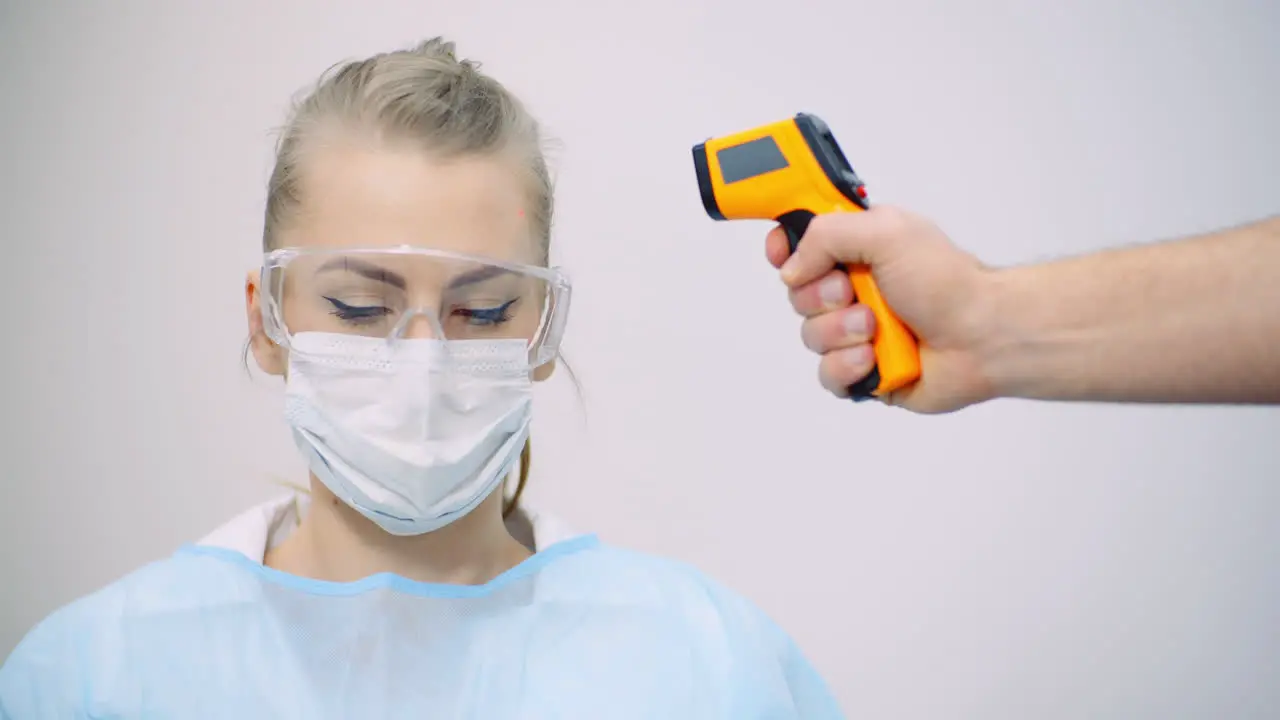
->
[819, 276, 846, 307]
[843, 308, 869, 337]
[843, 344, 873, 368]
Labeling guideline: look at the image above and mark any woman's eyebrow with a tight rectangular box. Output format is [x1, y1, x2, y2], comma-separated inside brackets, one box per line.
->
[315, 257, 407, 290]
[446, 265, 514, 289]
[315, 257, 519, 290]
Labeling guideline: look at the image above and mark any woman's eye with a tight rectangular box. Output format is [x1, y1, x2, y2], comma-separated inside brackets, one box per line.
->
[324, 296, 392, 326]
[454, 299, 518, 327]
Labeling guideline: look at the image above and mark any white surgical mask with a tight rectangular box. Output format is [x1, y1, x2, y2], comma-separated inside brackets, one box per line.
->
[282, 331, 533, 536]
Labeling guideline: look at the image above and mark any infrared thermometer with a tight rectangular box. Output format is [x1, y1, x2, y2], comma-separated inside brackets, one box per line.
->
[691, 112, 921, 400]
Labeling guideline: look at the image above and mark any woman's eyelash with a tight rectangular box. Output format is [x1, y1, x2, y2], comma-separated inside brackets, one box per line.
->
[324, 296, 391, 323]
[457, 299, 518, 325]
[322, 296, 517, 327]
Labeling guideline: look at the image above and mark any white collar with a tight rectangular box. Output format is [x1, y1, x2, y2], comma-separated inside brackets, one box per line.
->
[195, 493, 583, 563]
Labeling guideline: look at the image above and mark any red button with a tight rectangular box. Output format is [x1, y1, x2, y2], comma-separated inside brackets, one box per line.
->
[855, 185, 868, 198]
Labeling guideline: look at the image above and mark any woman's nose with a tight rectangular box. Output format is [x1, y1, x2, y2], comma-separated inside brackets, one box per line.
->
[403, 315, 437, 339]
[390, 308, 444, 340]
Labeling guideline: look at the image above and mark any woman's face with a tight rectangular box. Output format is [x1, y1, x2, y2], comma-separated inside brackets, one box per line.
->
[246, 144, 553, 378]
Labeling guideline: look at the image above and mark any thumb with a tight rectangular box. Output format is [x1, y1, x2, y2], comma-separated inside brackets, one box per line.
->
[778, 209, 894, 288]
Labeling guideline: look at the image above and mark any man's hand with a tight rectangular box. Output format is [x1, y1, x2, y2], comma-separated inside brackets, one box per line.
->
[768, 208, 1280, 410]
[765, 206, 996, 413]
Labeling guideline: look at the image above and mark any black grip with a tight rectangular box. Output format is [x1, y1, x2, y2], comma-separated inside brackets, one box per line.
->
[775, 209, 880, 402]
[776, 210, 815, 255]
[846, 367, 880, 401]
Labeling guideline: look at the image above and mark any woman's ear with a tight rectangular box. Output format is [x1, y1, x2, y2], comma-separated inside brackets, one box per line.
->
[245, 270, 286, 376]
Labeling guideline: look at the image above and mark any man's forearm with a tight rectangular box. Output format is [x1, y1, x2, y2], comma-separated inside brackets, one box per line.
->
[976, 216, 1280, 404]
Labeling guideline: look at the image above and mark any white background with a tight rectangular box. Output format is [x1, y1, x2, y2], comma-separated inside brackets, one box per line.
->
[2, 1, 1278, 717]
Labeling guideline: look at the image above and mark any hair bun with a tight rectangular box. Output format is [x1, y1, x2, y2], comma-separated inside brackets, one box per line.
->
[415, 36, 459, 64]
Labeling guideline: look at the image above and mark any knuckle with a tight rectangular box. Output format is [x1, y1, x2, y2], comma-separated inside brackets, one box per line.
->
[804, 212, 831, 236]
[800, 319, 818, 351]
[804, 315, 837, 352]
[787, 287, 806, 312]
[826, 314, 851, 349]
[817, 361, 838, 393]
[874, 204, 911, 238]
[820, 320, 839, 351]
[795, 284, 824, 316]
[813, 209, 847, 228]
[818, 353, 846, 391]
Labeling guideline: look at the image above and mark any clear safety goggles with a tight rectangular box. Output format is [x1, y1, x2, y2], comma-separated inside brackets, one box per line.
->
[259, 246, 571, 370]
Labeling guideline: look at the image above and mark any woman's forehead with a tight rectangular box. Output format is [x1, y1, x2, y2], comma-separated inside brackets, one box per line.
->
[282, 145, 536, 261]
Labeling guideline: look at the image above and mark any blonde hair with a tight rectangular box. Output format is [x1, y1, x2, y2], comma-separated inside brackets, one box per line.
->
[261, 36, 554, 516]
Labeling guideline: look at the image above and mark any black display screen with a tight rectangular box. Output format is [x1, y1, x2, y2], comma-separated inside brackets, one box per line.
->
[716, 136, 789, 184]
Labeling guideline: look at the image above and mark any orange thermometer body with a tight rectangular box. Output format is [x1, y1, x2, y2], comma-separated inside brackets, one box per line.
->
[692, 112, 921, 400]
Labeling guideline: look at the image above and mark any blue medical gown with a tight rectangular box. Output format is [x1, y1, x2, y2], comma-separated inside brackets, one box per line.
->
[1, 535, 844, 718]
